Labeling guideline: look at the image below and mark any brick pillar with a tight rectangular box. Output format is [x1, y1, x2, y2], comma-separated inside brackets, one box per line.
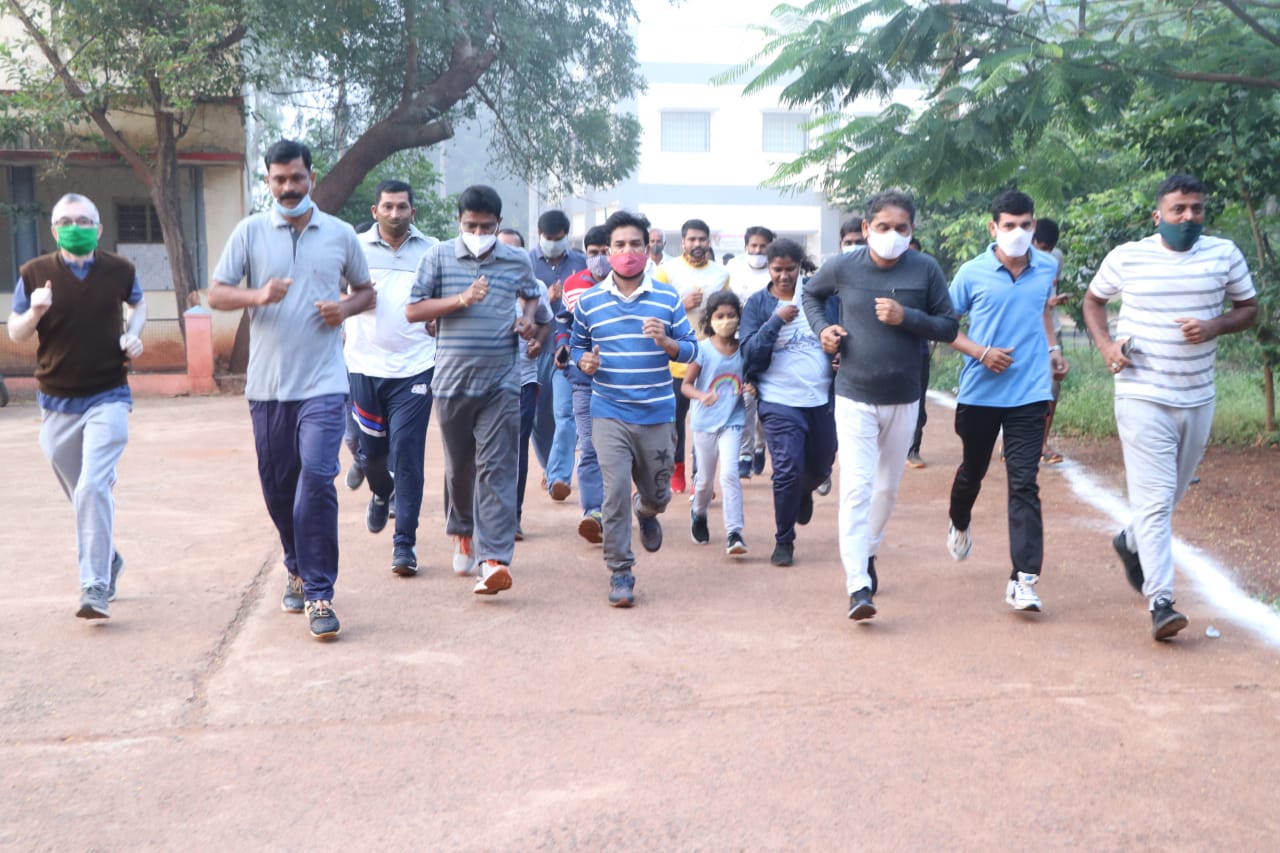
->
[184, 306, 217, 395]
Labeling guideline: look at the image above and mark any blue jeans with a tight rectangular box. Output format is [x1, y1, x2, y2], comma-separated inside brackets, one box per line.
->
[544, 368, 577, 488]
[571, 382, 603, 514]
[350, 369, 434, 550]
[531, 347, 556, 470]
[759, 399, 837, 545]
[517, 382, 539, 518]
[249, 394, 345, 601]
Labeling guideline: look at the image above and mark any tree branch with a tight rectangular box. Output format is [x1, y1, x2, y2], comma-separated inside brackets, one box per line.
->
[1217, 0, 1280, 49]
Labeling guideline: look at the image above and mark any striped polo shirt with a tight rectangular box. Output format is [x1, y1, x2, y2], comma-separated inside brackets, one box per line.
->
[569, 272, 698, 424]
[408, 238, 545, 398]
[1089, 234, 1255, 407]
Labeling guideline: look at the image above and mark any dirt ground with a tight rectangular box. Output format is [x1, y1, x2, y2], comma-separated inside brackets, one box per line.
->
[2, 393, 1278, 849]
[1059, 437, 1280, 604]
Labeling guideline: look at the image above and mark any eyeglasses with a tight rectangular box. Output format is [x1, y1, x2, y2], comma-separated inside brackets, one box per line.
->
[55, 217, 98, 227]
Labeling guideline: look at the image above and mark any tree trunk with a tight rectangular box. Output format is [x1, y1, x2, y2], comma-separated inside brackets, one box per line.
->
[148, 114, 197, 333]
[312, 114, 454, 212]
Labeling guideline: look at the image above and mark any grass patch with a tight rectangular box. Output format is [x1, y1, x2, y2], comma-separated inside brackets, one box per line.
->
[928, 331, 1272, 446]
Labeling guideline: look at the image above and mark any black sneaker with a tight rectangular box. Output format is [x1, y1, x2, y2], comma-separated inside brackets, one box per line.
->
[797, 490, 814, 525]
[1151, 597, 1188, 640]
[726, 531, 748, 556]
[868, 555, 879, 595]
[107, 550, 124, 602]
[608, 570, 635, 608]
[306, 600, 341, 640]
[848, 586, 876, 621]
[76, 584, 110, 620]
[770, 541, 794, 566]
[634, 494, 663, 553]
[345, 462, 365, 490]
[391, 546, 418, 577]
[752, 448, 766, 475]
[367, 492, 391, 534]
[691, 510, 710, 545]
[738, 456, 753, 479]
[1113, 531, 1144, 594]
[281, 573, 305, 613]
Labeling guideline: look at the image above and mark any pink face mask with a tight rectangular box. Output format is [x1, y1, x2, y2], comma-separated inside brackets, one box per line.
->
[608, 251, 647, 278]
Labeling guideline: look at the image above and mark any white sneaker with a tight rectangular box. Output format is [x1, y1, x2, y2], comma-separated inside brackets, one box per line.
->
[947, 523, 972, 561]
[473, 560, 513, 595]
[452, 535, 478, 576]
[1006, 572, 1042, 612]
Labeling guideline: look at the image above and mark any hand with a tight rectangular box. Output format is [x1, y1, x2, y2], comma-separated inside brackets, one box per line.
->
[314, 300, 344, 326]
[259, 277, 292, 305]
[578, 345, 601, 375]
[775, 303, 799, 324]
[874, 297, 904, 326]
[980, 346, 1015, 374]
[526, 336, 542, 359]
[1049, 293, 1072, 308]
[683, 288, 704, 311]
[1050, 353, 1069, 381]
[642, 317, 672, 349]
[548, 280, 563, 304]
[461, 275, 489, 306]
[701, 389, 720, 407]
[119, 333, 144, 358]
[512, 315, 535, 340]
[1175, 316, 1216, 345]
[743, 382, 756, 397]
[424, 320, 437, 337]
[1101, 339, 1130, 374]
[819, 324, 848, 355]
[29, 281, 53, 315]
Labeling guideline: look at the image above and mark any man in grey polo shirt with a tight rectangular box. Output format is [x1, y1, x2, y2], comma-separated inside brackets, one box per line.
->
[209, 139, 374, 641]
[405, 185, 547, 596]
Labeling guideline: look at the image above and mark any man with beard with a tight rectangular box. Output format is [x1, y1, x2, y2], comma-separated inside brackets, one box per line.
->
[345, 180, 439, 577]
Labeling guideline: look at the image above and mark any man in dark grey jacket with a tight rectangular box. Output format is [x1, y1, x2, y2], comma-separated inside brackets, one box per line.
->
[803, 190, 957, 621]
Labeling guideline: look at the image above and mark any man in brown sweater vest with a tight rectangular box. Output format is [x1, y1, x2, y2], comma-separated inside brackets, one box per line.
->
[7, 193, 147, 620]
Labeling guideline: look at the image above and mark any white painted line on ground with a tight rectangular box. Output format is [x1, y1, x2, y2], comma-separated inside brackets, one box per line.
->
[927, 390, 1280, 648]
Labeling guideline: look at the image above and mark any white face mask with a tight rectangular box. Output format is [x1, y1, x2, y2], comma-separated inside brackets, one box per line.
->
[995, 227, 1034, 257]
[460, 231, 497, 257]
[540, 236, 568, 258]
[841, 243, 864, 255]
[866, 230, 911, 261]
[745, 253, 768, 269]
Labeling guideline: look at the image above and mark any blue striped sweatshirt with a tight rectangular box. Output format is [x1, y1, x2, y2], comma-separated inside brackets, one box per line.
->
[569, 274, 698, 424]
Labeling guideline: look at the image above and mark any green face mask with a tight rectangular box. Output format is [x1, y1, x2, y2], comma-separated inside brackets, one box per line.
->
[1156, 219, 1203, 253]
[56, 224, 99, 256]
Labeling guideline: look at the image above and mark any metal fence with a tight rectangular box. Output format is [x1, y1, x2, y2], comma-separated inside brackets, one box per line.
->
[0, 318, 186, 375]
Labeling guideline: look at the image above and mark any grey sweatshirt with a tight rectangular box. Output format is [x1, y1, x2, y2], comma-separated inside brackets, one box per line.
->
[802, 249, 958, 405]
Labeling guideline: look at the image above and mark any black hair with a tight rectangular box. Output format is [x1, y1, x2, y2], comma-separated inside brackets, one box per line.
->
[264, 139, 311, 171]
[699, 289, 743, 337]
[373, 179, 414, 208]
[766, 237, 807, 265]
[457, 184, 503, 218]
[721, 253, 735, 264]
[603, 210, 652, 246]
[537, 209, 571, 236]
[1033, 217, 1059, 249]
[839, 216, 865, 238]
[497, 227, 525, 247]
[354, 220, 374, 234]
[681, 218, 711, 238]
[908, 237, 922, 251]
[1156, 173, 1206, 203]
[583, 225, 610, 248]
[865, 190, 916, 225]
[744, 225, 775, 244]
[990, 190, 1035, 220]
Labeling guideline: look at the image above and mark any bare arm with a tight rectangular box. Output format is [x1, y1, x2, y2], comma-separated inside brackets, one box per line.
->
[1082, 291, 1128, 369]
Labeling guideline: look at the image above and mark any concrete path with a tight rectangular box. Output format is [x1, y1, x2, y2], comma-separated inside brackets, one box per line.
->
[2, 395, 1277, 849]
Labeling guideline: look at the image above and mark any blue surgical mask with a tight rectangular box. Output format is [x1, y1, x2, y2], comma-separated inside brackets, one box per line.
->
[274, 194, 314, 219]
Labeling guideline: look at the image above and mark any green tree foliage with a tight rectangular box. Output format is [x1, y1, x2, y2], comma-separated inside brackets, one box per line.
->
[256, 0, 645, 212]
[0, 0, 251, 320]
[313, 148, 458, 240]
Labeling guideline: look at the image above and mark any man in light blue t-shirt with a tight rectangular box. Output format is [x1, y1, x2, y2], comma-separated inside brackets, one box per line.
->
[209, 139, 374, 641]
[944, 190, 1068, 615]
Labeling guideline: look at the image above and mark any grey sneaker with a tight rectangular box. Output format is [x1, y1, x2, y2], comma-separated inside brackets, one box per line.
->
[634, 494, 663, 553]
[107, 550, 124, 602]
[306, 600, 341, 640]
[281, 573, 305, 613]
[77, 584, 110, 619]
[366, 492, 391, 533]
[947, 523, 972, 561]
[345, 462, 365, 490]
[608, 570, 636, 607]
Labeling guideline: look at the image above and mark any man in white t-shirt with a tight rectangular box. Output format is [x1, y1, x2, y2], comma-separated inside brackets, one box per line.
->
[1083, 173, 1257, 641]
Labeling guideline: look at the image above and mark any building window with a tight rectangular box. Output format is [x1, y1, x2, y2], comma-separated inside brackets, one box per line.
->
[762, 113, 809, 154]
[661, 111, 711, 153]
[117, 203, 164, 243]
